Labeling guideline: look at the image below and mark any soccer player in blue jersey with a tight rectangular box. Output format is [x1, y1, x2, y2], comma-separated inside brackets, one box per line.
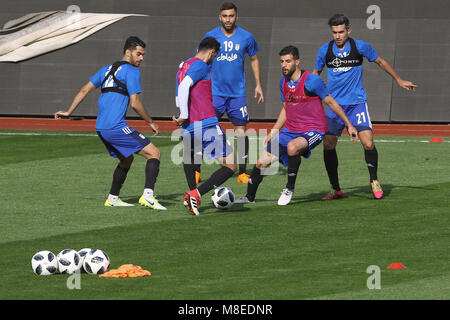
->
[313, 14, 416, 200]
[201, 2, 264, 184]
[173, 37, 236, 216]
[54, 36, 166, 210]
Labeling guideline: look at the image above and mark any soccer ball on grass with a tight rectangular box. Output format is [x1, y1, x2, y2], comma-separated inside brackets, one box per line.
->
[57, 249, 82, 274]
[83, 249, 110, 274]
[78, 248, 92, 263]
[211, 186, 235, 209]
[31, 250, 59, 275]
[78, 248, 92, 272]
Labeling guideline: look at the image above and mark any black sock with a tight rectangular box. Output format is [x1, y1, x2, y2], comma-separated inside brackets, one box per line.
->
[145, 158, 160, 190]
[197, 166, 234, 196]
[109, 165, 130, 196]
[192, 150, 202, 173]
[286, 155, 301, 190]
[246, 166, 264, 201]
[324, 149, 340, 191]
[183, 164, 197, 190]
[365, 146, 378, 182]
[237, 135, 249, 174]
[182, 149, 201, 190]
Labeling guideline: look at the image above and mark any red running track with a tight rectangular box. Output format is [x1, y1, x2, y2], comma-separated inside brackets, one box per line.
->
[0, 117, 449, 137]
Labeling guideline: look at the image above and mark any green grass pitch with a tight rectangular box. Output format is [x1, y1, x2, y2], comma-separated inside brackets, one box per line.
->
[0, 130, 449, 300]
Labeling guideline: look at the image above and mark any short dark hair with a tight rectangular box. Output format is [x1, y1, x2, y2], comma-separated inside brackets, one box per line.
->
[198, 37, 221, 53]
[220, 2, 237, 12]
[279, 45, 300, 60]
[123, 36, 146, 54]
[328, 14, 350, 28]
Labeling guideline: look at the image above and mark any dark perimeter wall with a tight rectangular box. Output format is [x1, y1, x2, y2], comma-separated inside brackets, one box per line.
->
[1, 0, 449, 122]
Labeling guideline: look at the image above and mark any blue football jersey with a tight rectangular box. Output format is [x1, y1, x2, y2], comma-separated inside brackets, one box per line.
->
[314, 38, 378, 105]
[89, 61, 142, 131]
[202, 26, 259, 97]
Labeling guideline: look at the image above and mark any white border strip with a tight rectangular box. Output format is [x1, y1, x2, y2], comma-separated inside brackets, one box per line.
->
[0, 132, 448, 143]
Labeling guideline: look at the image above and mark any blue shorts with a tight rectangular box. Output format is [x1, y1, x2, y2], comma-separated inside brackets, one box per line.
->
[182, 124, 233, 160]
[266, 128, 325, 167]
[97, 126, 151, 159]
[213, 95, 249, 126]
[326, 102, 372, 136]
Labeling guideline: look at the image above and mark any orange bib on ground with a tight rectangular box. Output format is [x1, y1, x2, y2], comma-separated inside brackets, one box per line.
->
[99, 264, 151, 278]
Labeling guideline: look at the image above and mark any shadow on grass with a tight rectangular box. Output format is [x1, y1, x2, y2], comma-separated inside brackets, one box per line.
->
[121, 193, 252, 214]
[290, 183, 434, 204]
[121, 183, 436, 209]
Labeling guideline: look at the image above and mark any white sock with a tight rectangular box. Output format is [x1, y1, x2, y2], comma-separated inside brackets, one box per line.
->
[143, 188, 154, 198]
[108, 194, 119, 202]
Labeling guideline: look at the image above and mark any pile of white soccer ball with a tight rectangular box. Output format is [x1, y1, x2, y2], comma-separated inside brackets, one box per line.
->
[31, 248, 110, 276]
[30, 187, 235, 277]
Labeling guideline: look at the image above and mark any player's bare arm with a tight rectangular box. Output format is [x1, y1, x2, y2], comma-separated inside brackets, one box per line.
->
[129, 93, 159, 136]
[374, 56, 417, 91]
[264, 104, 287, 145]
[250, 54, 264, 103]
[323, 95, 358, 143]
[54, 81, 96, 119]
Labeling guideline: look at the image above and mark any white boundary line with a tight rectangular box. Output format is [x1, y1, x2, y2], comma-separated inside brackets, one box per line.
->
[0, 132, 448, 143]
[0, 132, 98, 137]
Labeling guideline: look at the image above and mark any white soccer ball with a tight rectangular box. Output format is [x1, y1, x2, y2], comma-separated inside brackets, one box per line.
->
[78, 248, 92, 272]
[78, 248, 92, 262]
[57, 249, 82, 274]
[83, 249, 110, 274]
[31, 250, 59, 275]
[211, 186, 235, 209]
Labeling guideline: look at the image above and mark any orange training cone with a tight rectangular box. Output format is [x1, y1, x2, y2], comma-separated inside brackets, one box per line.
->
[430, 137, 444, 142]
[387, 262, 407, 269]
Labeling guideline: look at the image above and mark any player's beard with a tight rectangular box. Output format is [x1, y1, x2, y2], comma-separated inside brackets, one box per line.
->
[129, 58, 137, 67]
[283, 66, 296, 78]
[129, 55, 141, 67]
[221, 21, 236, 34]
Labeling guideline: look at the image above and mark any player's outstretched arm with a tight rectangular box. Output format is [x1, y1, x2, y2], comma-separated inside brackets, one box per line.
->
[250, 54, 264, 104]
[264, 104, 286, 145]
[129, 93, 159, 136]
[323, 95, 358, 143]
[374, 56, 417, 91]
[54, 81, 96, 119]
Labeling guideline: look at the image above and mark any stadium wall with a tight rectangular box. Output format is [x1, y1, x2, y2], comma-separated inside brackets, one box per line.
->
[0, 0, 449, 123]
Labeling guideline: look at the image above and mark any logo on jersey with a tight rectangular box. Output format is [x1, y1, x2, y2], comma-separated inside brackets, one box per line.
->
[331, 57, 343, 67]
[331, 51, 360, 72]
[235, 43, 240, 51]
[287, 93, 308, 103]
[331, 57, 361, 68]
[217, 53, 238, 62]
